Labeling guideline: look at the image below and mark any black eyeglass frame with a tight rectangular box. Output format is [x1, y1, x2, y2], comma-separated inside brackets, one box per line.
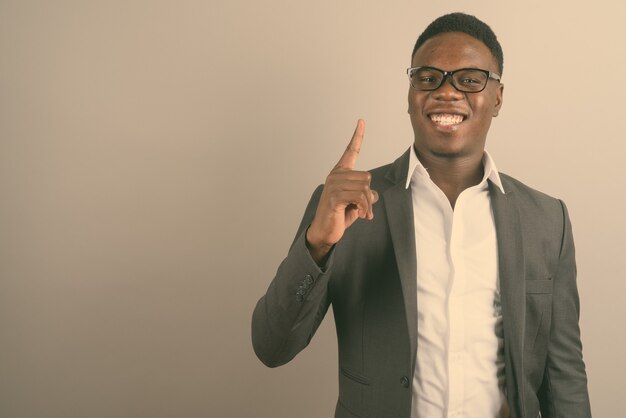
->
[406, 66, 501, 93]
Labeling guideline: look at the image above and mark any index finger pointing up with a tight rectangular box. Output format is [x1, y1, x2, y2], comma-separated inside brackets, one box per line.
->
[335, 119, 365, 170]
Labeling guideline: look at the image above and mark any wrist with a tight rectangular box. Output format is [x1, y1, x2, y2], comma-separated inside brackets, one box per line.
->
[305, 226, 333, 265]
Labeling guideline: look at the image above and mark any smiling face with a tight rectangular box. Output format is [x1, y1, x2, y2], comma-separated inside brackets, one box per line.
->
[408, 32, 503, 160]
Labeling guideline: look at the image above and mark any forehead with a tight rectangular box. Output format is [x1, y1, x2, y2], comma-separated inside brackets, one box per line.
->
[412, 32, 498, 71]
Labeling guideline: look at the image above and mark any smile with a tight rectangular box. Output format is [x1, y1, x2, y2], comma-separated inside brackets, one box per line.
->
[429, 113, 466, 126]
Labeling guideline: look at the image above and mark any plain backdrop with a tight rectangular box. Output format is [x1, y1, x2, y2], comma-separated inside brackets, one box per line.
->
[1, 1, 625, 417]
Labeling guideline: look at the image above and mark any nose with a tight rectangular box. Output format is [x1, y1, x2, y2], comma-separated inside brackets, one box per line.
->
[432, 75, 463, 100]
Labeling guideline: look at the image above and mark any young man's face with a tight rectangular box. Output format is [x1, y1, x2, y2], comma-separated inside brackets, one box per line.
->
[408, 32, 504, 160]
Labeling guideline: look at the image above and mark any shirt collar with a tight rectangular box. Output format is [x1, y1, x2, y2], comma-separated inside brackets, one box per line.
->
[405, 145, 505, 194]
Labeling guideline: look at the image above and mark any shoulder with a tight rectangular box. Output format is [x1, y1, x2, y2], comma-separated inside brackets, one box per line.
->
[367, 149, 411, 191]
[500, 172, 564, 209]
[369, 161, 394, 180]
[498, 172, 569, 233]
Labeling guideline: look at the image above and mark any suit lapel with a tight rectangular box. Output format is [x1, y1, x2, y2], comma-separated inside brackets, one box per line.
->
[383, 150, 418, 371]
[489, 179, 525, 418]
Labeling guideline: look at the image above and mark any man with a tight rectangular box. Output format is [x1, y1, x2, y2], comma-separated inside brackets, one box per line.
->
[252, 13, 591, 418]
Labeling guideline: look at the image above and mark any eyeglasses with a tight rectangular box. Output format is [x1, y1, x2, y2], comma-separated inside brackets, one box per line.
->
[407, 66, 501, 93]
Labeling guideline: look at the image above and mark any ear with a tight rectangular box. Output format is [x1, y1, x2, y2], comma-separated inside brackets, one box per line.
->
[493, 83, 504, 117]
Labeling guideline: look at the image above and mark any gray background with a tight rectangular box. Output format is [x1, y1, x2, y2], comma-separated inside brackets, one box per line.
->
[1, 0, 624, 417]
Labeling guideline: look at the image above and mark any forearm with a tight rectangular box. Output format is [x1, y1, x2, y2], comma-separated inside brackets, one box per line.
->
[539, 201, 591, 417]
[251, 185, 334, 367]
[251, 229, 333, 367]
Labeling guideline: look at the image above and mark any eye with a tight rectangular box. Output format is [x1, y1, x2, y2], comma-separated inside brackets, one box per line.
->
[460, 77, 481, 84]
[452, 70, 490, 91]
[409, 68, 444, 89]
[412, 70, 440, 84]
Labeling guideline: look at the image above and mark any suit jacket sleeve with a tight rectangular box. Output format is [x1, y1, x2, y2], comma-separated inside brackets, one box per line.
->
[251, 185, 334, 367]
[538, 200, 591, 417]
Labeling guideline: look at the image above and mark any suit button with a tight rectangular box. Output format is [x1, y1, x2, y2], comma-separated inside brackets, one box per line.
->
[400, 376, 410, 388]
[304, 275, 314, 285]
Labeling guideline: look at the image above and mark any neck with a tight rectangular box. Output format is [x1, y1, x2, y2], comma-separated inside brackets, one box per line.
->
[414, 146, 485, 208]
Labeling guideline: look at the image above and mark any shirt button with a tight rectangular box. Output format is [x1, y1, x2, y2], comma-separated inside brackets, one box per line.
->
[400, 376, 410, 388]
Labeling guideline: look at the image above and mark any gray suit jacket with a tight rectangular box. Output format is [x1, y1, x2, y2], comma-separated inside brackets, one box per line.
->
[252, 150, 591, 418]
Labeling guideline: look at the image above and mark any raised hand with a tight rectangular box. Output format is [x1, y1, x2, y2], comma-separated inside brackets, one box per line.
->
[306, 119, 379, 264]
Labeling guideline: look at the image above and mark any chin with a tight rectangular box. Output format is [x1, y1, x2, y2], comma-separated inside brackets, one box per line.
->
[415, 130, 485, 161]
[430, 147, 468, 159]
[416, 136, 469, 159]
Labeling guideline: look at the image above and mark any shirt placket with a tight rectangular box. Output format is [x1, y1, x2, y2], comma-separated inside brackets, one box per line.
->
[447, 192, 470, 418]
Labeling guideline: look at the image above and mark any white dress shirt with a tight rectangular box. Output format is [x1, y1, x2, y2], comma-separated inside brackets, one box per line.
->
[407, 146, 509, 418]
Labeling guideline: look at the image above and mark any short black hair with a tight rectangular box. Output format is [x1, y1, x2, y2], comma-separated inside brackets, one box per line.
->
[411, 12, 504, 75]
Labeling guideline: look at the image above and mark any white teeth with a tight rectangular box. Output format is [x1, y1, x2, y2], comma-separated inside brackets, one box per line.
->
[430, 113, 464, 125]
